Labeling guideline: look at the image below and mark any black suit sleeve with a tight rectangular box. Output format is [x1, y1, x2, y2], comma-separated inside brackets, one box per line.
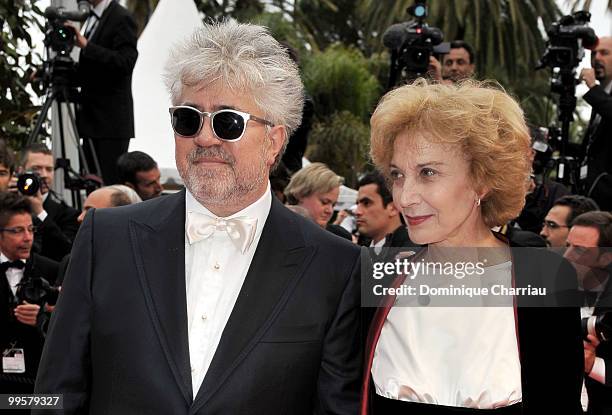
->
[80, 12, 138, 76]
[33, 216, 73, 262]
[584, 85, 612, 123]
[49, 203, 80, 242]
[34, 210, 95, 414]
[315, 249, 362, 415]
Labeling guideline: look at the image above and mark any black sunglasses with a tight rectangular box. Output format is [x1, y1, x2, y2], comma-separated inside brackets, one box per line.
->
[169, 106, 274, 142]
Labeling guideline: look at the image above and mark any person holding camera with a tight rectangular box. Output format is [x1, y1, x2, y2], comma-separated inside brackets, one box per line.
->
[66, 0, 138, 185]
[564, 211, 612, 415]
[14, 144, 80, 261]
[579, 36, 612, 211]
[428, 40, 476, 84]
[0, 192, 58, 393]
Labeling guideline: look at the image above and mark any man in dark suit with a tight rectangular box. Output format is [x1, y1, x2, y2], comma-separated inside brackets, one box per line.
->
[0, 192, 58, 393]
[565, 211, 612, 415]
[355, 172, 415, 250]
[35, 21, 362, 414]
[579, 36, 612, 211]
[18, 144, 80, 261]
[70, 0, 138, 185]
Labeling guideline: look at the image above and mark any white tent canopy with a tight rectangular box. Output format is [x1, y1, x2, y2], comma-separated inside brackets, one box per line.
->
[129, 0, 201, 185]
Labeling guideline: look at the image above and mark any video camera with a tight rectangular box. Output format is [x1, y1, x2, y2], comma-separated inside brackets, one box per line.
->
[39, 1, 90, 89]
[43, 1, 90, 56]
[383, 0, 449, 86]
[535, 12, 598, 189]
[538, 11, 598, 73]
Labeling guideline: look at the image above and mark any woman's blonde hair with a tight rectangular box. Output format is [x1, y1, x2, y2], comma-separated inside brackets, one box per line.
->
[370, 79, 531, 227]
[284, 162, 344, 205]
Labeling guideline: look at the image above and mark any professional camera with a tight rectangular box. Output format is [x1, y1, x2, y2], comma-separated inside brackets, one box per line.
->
[535, 11, 598, 190]
[583, 312, 612, 343]
[43, 1, 90, 56]
[16, 276, 60, 307]
[383, 0, 449, 85]
[538, 11, 598, 72]
[38, 1, 90, 88]
[16, 172, 43, 196]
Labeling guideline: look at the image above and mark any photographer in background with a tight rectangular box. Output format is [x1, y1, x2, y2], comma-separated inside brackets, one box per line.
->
[564, 211, 612, 414]
[540, 195, 599, 248]
[66, 0, 138, 185]
[579, 36, 612, 211]
[515, 129, 570, 235]
[15, 144, 79, 261]
[0, 192, 58, 393]
[429, 40, 476, 84]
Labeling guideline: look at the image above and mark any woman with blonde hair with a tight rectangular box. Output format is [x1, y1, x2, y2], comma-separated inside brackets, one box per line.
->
[284, 162, 344, 228]
[361, 80, 582, 414]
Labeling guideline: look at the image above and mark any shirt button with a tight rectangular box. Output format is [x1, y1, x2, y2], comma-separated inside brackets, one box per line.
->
[201, 314, 207, 320]
[214, 263, 220, 270]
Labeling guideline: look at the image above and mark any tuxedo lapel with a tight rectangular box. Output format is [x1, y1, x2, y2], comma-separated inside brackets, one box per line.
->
[88, 0, 115, 44]
[128, 191, 192, 405]
[191, 197, 316, 412]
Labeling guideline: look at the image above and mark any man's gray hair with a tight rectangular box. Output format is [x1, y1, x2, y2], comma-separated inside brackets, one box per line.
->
[163, 20, 305, 143]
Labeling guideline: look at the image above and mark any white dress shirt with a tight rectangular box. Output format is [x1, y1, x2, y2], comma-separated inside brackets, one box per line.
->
[1, 253, 26, 297]
[81, 0, 111, 39]
[372, 261, 522, 408]
[370, 238, 386, 255]
[37, 191, 49, 222]
[185, 184, 271, 397]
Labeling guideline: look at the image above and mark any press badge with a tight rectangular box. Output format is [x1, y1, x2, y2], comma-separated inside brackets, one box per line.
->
[2, 347, 26, 373]
[580, 165, 588, 180]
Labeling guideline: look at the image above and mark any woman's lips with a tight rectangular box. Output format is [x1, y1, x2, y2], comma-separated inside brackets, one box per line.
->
[405, 215, 433, 226]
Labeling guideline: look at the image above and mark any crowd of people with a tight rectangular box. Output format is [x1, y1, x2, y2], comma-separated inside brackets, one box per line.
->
[0, 11, 611, 415]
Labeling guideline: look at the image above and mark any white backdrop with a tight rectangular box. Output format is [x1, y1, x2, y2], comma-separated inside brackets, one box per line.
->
[129, 0, 201, 184]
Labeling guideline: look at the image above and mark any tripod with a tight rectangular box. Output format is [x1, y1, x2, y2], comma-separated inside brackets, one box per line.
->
[546, 68, 582, 192]
[26, 57, 102, 209]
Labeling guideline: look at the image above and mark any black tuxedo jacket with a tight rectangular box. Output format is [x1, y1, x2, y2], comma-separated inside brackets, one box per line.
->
[582, 85, 612, 210]
[32, 196, 80, 261]
[1, 253, 58, 392]
[76, 0, 138, 139]
[35, 191, 362, 414]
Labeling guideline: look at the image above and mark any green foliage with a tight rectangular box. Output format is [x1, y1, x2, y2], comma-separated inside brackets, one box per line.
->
[306, 111, 371, 188]
[0, 0, 44, 149]
[126, 0, 159, 35]
[251, 12, 309, 56]
[195, 0, 265, 23]
[302, 44, 381, 123]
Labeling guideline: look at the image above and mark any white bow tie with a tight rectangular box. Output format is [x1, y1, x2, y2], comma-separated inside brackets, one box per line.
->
[186, 211, 258, 254]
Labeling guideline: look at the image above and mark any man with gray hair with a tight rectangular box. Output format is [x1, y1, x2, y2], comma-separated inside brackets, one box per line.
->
[35, 21, 362, 414]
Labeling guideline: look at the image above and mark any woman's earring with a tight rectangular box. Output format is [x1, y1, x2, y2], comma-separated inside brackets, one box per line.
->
[476, 198, 481, 206]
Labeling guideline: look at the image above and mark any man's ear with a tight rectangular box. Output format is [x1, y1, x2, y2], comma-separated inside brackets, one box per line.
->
[386, 201, 400, 218]
[266, 125, 287, 167]
[598, 249, 612, 269]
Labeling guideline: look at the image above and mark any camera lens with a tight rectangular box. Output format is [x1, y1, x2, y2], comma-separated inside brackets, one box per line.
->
[16, 173, 41, 196]
[413, 5, 426, 17]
